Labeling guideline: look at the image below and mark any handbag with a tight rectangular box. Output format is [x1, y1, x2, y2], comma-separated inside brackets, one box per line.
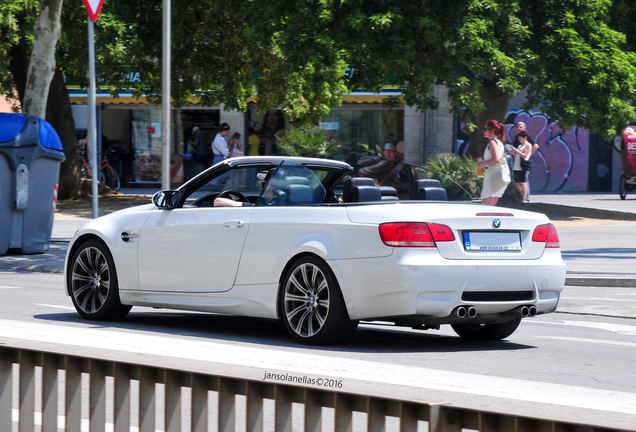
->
[520, 157, 532, 172]
[231, 148, 244, 157]
[489, 157, 511, 191]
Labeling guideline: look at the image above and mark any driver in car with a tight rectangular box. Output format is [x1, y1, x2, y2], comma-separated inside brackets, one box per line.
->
[214, 168, 276, 207]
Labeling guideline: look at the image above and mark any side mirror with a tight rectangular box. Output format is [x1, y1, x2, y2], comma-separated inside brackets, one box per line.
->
[152, 190, 182, 209]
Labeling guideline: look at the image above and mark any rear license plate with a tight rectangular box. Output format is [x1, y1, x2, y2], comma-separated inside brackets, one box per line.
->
[463, 232, 521, 251]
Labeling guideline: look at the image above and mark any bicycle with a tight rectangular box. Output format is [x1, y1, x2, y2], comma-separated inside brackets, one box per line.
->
[80, 153, 121, 191]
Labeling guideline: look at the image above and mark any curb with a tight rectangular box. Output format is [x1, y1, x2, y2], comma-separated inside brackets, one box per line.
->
[565, 276, 636, 288]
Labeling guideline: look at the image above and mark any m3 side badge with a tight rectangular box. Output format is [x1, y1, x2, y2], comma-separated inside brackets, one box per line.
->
[492, 219, 501, 228]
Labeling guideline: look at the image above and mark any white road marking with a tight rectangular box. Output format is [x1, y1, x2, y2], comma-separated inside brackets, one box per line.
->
[0, 319, 635, 416]
[537, 336, 636, 347]
[34, 303, 76, 311]
[561, 297, 636, 302]
[528, 319, 636, 335]
[0, 285, 20, 289]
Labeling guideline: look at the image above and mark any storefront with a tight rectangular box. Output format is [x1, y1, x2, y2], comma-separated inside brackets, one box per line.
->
[69, 87, 427, 187]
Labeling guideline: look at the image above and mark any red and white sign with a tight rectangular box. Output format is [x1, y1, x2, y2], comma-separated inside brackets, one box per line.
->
[82, 0, 105, 21]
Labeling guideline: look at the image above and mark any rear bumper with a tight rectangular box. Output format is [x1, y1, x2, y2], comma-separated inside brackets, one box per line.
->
[329, 249, 565, 322]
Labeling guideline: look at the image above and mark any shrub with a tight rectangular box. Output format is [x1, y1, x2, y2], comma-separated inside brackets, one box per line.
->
[276, 125, 339, 158]
[423, 153, 483, 198]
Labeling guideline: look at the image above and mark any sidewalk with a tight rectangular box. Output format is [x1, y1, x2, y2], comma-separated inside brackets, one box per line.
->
[1, 192, 635, 289]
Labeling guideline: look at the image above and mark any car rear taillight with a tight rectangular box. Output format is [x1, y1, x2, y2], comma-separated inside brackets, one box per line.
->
[379, 222, 455, 247]
[532, 223, 560, 248]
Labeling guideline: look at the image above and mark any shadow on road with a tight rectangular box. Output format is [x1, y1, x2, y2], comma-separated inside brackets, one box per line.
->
[33, 310, 535, 354]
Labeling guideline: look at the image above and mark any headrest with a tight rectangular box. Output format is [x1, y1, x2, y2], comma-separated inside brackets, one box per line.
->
[379, 186, 398, 197]
[286, 176, 311, 185]
[351, 185, 382, 202]
[415, 186, 447, 201]
[343, 177, 375, 202]
[409, 179, 442, 200]
[288, 184, 313, 204]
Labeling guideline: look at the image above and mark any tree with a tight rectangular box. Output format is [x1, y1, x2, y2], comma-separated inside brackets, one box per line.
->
[22, 0, 63, 118]
[326, 0, 636, 158]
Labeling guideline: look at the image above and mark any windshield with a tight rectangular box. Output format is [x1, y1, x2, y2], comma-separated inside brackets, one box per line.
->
[257, 161, 327, 206]
[411, 166, 474, 202]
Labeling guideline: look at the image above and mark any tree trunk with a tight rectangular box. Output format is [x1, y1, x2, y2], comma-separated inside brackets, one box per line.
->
[466, 79, 510, 159]
[22, 0, 63, 118]
[46, 67, 81, 199]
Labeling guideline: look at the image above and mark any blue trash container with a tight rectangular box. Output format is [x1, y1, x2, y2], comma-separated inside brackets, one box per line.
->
[0, 113, 66, 255]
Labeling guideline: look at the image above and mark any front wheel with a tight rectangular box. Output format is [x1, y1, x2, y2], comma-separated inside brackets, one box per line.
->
[619, 175, 627, 200]
[280, 256, 357, 345]
[451, 318, 522, 341]
[68, 239, 131, 320]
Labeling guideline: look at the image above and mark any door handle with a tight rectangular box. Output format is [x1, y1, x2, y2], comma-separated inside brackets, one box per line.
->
[223, 220, 245, 228]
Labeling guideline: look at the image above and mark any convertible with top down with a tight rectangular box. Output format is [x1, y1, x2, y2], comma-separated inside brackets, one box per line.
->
[65, 156, 565, 344]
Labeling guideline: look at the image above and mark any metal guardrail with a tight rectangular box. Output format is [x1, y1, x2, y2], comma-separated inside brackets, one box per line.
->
[0, 345, 628, 432]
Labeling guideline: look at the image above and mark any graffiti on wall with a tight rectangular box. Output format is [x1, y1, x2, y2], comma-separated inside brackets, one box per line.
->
[505, 110, 588, 192]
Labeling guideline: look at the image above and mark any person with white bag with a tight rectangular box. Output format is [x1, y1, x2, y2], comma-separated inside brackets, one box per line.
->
[476, 119, 510, 206]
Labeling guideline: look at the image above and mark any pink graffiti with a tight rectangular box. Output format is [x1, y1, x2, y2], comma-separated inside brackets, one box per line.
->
[506, 111, 588, 192]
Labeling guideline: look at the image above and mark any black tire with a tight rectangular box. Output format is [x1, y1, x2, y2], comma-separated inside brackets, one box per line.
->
[280, 256, 358, 345]
[104, 167, 121, 191]
[68, 239, 131, 321]
[451, 317, 522, 341]
[619, 175, 627, 200]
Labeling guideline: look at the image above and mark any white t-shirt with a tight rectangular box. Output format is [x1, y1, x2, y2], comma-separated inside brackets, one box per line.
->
[513, 142, 531, 171]
[211, 133, 229, 157]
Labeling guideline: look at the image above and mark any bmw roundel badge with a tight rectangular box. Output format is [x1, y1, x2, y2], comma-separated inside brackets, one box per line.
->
[492, 218, 501, 228]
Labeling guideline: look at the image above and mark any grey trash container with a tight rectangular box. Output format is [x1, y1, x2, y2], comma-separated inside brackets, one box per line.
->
[0, 113, 66, 255]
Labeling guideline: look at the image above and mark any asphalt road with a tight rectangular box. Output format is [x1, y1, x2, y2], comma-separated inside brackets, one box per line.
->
[0, 269, 635, 430]
[1, 191, 635, 430]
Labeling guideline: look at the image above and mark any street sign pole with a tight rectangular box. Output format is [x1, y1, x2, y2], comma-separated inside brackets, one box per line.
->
[88, 18, 98, 219]
[83, 0, 104, 219]
[161, 0, 171, 190]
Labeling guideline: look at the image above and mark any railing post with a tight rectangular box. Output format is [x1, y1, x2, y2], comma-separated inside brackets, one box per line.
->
[42, 353, 59, 432]
[305, 389, 322, 432]
[219, 377, 236, 432]
[368, 397, 385, 432]
[399, 402, 418, 432]
[90, 359, 107, 432]
[0, 348, 14, 432]
[191, 374, 209, 432]
[275, 385, 292, 432]
[19, 349, 36, 431]
[429, 406, 462, 432]
[65, 356, 82, 432]
[335, 393, 353, 432]
[114, 363, 131, 432]
[165, 370, 181, 432]
[139, 367, 156, 432]
[246, 381, 264, 432]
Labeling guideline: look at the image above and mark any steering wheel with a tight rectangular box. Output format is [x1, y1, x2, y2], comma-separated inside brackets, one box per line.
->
[216, 190, 249, 204]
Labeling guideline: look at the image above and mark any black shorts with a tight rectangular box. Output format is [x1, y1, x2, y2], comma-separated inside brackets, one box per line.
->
[197, 154, 209, 164]
[513, 170, 526, 183]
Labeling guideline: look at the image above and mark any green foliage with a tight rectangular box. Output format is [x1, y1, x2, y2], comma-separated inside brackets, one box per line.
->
[424, 153, 483, 198]
[276, 125, 339, 158]
[3, 0, 636, 142]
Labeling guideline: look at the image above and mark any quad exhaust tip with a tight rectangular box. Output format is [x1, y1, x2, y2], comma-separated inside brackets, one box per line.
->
[454, 306, 478, 319]
[520, 305, 538, 318]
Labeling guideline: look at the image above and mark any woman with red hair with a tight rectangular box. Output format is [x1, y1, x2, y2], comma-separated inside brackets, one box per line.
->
[476, 120, 509, 205]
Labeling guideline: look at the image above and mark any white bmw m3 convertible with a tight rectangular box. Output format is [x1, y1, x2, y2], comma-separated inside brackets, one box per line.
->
[65, 156, 565, 345]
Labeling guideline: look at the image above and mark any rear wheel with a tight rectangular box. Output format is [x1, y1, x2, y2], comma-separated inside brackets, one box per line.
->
[619, 175, 627, 200]
[280, 256, 357, 345]
[69, 239, 131, 320]
[451, 318, 522, 341]
[104, 166, 121, 191]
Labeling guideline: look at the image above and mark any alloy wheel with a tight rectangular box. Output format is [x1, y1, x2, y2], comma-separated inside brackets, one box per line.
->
[283, 263, 330, 338]
[71, 246, 111, 315]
